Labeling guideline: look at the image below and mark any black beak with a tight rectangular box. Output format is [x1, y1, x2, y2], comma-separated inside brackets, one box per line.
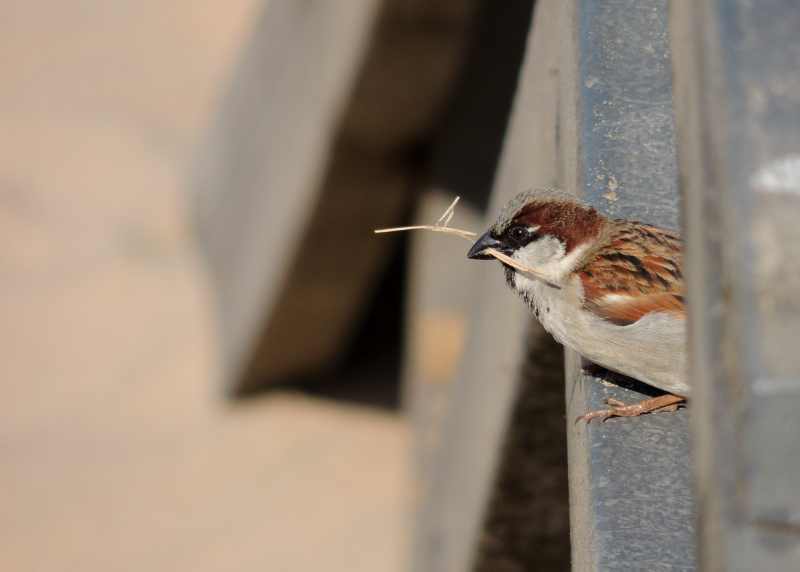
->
[467, 231, 504, 260]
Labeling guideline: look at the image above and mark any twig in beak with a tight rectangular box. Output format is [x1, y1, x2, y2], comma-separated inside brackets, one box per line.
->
[374, 196, 560, 288]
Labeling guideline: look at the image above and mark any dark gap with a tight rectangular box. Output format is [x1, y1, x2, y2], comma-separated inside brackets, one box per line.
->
[430, 0, 538, 213]
[252, 232, 410, 410]
[474, 327, 571, 572]
[590, 368, 671, 399]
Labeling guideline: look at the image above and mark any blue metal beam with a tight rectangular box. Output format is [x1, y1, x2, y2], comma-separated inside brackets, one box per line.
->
[561, 1, 696, 569]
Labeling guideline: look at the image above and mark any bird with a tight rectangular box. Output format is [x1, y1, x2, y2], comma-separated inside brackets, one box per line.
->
[467, 188, 686, 422]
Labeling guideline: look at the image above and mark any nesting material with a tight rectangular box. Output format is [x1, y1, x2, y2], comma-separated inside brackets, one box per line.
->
[374, 197, 559, 287]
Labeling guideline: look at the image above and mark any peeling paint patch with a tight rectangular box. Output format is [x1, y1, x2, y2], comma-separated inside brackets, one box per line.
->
[602, 175, 619, 201]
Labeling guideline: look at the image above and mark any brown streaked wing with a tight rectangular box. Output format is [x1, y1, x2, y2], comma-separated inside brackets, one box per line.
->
[578, 221, 685, 326]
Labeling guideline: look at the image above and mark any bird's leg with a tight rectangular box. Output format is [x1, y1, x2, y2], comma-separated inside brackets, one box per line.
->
[576, 394, 685, 424]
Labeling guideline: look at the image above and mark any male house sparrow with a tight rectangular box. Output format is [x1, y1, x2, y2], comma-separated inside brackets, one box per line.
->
[467, 188, 686, 422]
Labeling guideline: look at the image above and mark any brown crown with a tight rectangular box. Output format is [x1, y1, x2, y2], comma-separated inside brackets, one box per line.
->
[511, 198, 605, 252]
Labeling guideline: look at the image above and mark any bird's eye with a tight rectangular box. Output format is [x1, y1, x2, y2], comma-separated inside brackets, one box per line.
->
[508, 225, 529, 244]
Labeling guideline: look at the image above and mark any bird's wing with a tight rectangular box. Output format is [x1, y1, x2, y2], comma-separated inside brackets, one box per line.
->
[578, 222, 685, 326]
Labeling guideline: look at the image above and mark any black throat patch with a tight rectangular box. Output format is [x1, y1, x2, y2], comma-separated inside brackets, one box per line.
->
[504, 264, 516, 288]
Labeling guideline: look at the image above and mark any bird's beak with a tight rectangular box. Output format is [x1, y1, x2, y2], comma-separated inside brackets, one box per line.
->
[467, 231, 504, 260]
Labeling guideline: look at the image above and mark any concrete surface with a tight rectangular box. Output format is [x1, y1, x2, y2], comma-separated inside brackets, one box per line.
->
[196, 0, 479, 393]
[413, 1, 570, 570]
[0, 2, 410, 571]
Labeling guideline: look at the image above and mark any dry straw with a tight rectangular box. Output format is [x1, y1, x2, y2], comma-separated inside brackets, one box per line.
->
[374, 196, 559, 288]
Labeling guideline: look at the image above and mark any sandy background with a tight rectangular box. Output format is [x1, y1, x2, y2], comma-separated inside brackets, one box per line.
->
[1, 2, 410, 570]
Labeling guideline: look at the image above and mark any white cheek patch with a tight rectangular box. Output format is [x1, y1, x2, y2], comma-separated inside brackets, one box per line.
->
[512, 240, 592, 285]
[514, 236, 566, 268]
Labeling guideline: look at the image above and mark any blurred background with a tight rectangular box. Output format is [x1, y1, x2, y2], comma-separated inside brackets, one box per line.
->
[2, 1, 566, 570]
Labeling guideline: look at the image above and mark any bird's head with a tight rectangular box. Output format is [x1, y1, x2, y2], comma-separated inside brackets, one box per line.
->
[467, 188, 606, 290]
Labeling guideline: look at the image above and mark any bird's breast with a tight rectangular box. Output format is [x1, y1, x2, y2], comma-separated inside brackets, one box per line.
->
[515, 274, 689, 396]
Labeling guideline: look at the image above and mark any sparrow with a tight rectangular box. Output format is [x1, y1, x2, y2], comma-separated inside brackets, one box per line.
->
[467, 188, 687, 422]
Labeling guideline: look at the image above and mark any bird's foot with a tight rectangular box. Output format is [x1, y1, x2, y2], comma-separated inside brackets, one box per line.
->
[576, 394, 685, 424]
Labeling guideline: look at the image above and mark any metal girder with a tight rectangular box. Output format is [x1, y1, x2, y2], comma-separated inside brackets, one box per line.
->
[560, 1, 696, 570]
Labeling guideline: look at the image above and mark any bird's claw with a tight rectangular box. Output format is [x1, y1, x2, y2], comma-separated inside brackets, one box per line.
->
[575, 394, 685, 424]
